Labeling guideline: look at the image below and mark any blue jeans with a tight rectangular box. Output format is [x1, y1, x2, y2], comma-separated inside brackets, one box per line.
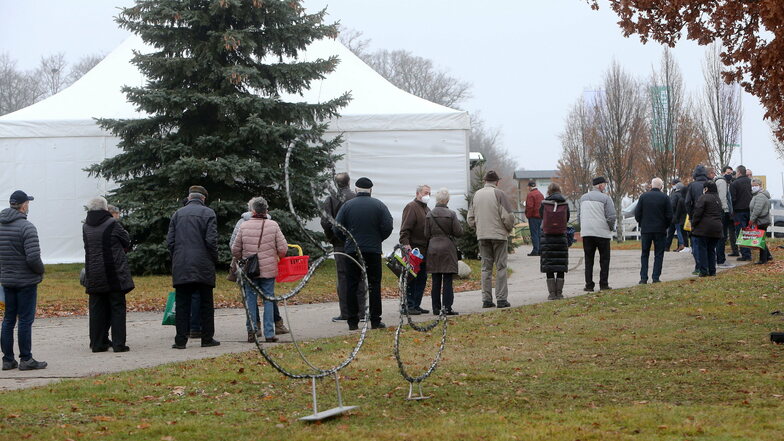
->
[529, 217, 542, 254]
[692, 236, 718, 276]
[733, 211, 752, 259]
[675, 224, 685, 247]
[406, 260, 428, 309]
[640, 232, 667, 282]
[244, 278, 275, 338]
[1, 285, 38, 362]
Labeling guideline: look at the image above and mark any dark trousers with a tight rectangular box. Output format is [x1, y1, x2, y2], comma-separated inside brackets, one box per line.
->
[175, 283, 214, 346]
[1, 285, 37, 362]
[430, 273, 454, 312]
[692, 236, 718, 276]
[88, 292, 126, 350]
[190, 292, 201, 332]
[665, 224, 676, 251]
[583, 236, 611, 288]
[757, 224, 773, 263]
[529, 217, 542, 254]
[640, 232, 667, 282]
[346, 252, 382, 326]
[722, 212, 739, 256]
[733, 211, 752, 259]
[335, 251, 366, 319]
[406, 260, 428, 309]
[546, 272, 565, 279]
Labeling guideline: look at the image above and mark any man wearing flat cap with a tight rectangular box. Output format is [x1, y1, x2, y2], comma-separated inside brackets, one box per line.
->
[334, 177, 393, 330]
[167, 185, 220, 349]
[578, 177, 616, 291]
[468, 170, 516, 308]
[1, 190, 47, 371]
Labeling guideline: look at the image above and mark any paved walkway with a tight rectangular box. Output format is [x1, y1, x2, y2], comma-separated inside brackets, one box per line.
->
[0, 247, 735, 390]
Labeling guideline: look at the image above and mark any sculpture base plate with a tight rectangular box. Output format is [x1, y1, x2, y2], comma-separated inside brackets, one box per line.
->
[299, 406, 358, 422]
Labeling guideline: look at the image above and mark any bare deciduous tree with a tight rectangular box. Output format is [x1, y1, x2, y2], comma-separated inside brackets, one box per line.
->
[646, 48, 692, 185]
[363, 49, 472, 109]
[67, 53, 105, 85]
[557, 97, 595, 206]
[698, 44, 742, 169]
[37, 53, 68, 97]
[592, 61, 648, 240]
[0, 53, 43, 116]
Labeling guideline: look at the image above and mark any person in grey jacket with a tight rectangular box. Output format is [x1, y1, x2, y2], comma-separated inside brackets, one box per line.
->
[1, 190, 46, 371]
[334, 177, 393, 331]
[749, 179, 773, 264]
[578, 177, 616, 291]
[167, 185, 220, 349]
[83, 197, 134, 353]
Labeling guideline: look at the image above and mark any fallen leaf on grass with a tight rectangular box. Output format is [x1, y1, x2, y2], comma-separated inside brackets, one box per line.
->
[92, 416, 114, 422]
[137, 423, 151, 429]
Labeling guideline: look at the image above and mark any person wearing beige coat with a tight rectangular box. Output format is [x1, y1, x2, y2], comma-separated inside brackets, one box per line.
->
[231, 197, 288, 342]
[467, 170, 516, 308]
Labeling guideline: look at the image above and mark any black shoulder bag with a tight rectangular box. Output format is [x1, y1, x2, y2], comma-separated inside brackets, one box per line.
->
[243, 220, 265, 278]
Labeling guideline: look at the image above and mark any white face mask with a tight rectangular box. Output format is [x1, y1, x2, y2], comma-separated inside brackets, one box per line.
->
[752, 186, 760, 193]
[421, 195, 431, 204]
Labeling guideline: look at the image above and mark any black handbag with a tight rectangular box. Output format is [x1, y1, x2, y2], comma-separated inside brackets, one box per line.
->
[243, 220, 265, 278]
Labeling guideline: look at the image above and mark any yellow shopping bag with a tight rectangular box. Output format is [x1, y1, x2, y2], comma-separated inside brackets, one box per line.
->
[683, 215, 692, 232]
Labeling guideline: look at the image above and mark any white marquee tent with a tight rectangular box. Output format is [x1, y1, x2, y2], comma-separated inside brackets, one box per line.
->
[0, 36, 470, 263]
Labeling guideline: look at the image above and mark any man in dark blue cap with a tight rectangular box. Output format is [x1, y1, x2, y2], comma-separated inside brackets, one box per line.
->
[0, 190, 47, 371]
[334, 177, 393, 331]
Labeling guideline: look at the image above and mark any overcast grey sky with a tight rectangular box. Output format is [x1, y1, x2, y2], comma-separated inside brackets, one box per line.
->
[1, 0, 781, 197]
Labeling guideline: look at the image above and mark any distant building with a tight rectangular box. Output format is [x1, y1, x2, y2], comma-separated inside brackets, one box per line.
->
[513, 169, 562, 217]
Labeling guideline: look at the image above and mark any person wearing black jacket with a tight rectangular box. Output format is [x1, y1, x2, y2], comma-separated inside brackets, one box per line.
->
[320, 173, 366, 322]
[539, 184, 570, 300]
[635, 178, 673, 284]
[685, 165, 715, 272]
[0, 190, 46, 371]
[167, 186, 220, 349]
[334, 177, 393, 331]
[730, 165, 753, 261]
[83, 197, 134, 353]
[665, 179, 681, 251]
[691, 181, 724, 277]
[685, 165, 715, 217]
[670, 182, 688, 251]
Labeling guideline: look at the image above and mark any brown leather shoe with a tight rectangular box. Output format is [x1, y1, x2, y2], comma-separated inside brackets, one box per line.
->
[275, 320, 289, 335]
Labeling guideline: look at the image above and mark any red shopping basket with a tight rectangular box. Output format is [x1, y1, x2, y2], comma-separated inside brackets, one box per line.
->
[277, 244, 310, 283]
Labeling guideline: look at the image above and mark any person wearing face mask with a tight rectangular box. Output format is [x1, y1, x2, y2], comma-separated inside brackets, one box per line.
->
[400, 184, 431, 315]
[749, 178, 773, 264]
[715, 165, 738, 265]
[0, 190, 47, 371]
[525, 181, 545, 256]
[690, 181, 723, 277]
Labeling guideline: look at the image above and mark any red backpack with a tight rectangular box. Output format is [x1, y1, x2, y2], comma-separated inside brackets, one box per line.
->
[542, 200, 568, 235]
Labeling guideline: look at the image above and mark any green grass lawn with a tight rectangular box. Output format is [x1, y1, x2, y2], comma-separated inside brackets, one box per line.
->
[32, 259, 483, 317]
[1, 246, 783, 439]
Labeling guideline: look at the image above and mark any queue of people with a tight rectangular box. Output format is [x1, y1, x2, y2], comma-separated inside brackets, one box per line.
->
[1, 163, 774, 369]
[523, 162, 773, 302]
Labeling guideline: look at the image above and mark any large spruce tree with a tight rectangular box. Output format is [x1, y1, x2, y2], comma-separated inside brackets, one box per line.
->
[88, 0, 349, 273]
